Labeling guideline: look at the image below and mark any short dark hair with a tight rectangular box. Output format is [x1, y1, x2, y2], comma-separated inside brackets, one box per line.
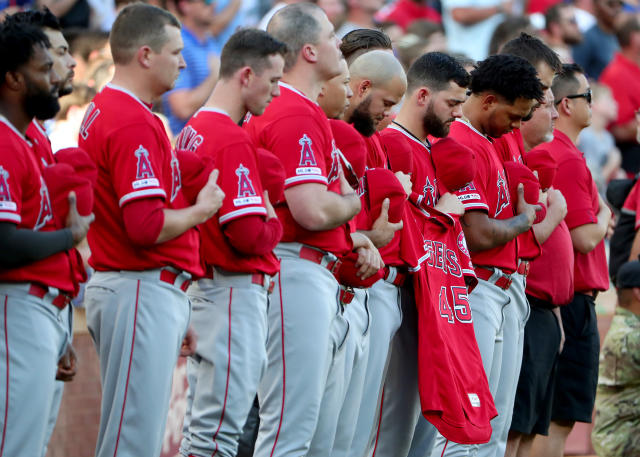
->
[0, 21, 50, 86]
[2, 7, 61, 31]
[109, 3, 181, 65]
[267, 3, 324, 71]
[551, 63, 585, 103]
[616, 15, 640, 48]
[406, 52, 470, 93]
[470, 54, 544, 103]
[488, 16, 531, 56]
[219, 28, 288, 78]
[501, 32, 562, 73]
[544, 3, 565, 31]
[340, 28, 392, 64]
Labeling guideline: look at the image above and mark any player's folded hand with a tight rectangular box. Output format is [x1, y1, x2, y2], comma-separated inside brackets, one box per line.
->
[394, 171, 412, 197]
[370, 198, 403, 248]
[195, 169, 225, 221]
[66, 191, 95, 246]
[180, 326, 198, 357]
[435, 192, 465, 216]
[56, 343, 78, 382]
[516, 184, 541, 227]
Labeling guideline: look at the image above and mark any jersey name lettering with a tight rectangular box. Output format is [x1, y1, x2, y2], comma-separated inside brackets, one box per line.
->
[170, 154, 182, 202]
[424, 240, 463, 278]
[79, 102, 100, 140]
[175, 125, 204, 152]
[327, 141, 340, 184]
[34, 177, 53, 231]
[495, 170, 509, 217]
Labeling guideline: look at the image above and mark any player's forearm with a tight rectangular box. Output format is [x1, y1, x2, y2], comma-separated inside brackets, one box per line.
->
[0, 223, 73, 268]
[210, 0, 241, 36]
[38, 0, 77, 18]
[570, 220, 607, 254]
[532, 205, 564, 244]
[224, 216, 283, 255]
[462, 212, 532, 252]
[315, 192, 361, 230]
[157, 204, 211, 243]
[168, 75, 218, 121]
[611, 120, 638, 143]
[450, 5, 501, 25]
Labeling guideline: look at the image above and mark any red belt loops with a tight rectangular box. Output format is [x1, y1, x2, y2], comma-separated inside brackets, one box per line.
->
[28, 284, 72, 309]
[516, 260, 530, 277]
[299, 246, 342, 276]
[383, 266, 408, 287]
[251, 273, 275, 294]
[339, 286, 356, 307]
[160, 268, 192, 292]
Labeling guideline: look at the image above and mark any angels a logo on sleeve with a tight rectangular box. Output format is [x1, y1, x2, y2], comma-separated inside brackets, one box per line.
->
[495, 170, 510, 217]
[79, 102, 100, 140]
[34, 177, 53, 231]
[174, 125, 204, 152]
[457, 231, 470, 258]
[296, 134, 322, 176]
[170, 154, 182, 202]
[457, 181, 481, 202]
[327, 141, 341, 184]
[132, 145, 160, 190]
[0, 166, 16, 212]
[233, 164, 262, 207]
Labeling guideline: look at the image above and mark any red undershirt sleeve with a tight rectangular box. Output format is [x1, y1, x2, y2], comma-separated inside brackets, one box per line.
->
[122, 197, 165, 247]
[223, 216, 283, 256]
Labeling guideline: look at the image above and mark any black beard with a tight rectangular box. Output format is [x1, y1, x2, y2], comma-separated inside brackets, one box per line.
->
[58, 84, 73, 97]
[348, 97, 376, 137]
[25, 87, 60, 120]
[422, 104, 449, 138]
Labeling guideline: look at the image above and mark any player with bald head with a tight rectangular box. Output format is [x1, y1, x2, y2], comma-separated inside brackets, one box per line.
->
[244, 4, 383, 457]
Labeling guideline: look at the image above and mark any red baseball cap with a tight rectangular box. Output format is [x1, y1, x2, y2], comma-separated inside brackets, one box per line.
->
[42, 163, 94, 224]
[330, 119, 366, 188]
[503, 161, 546, 224]
[431, 137, 477, 193]
[174, 149, 214, 205]
[524, 148, 557, 191]
[337, 251, 384, 288]
[55, 147, 98, 187]
[380, 133, 413, 174]
[256, 148, 285, 205]
[366, 168, 406, 226]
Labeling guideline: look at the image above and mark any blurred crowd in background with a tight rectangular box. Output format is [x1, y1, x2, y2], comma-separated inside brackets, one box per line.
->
[2, 0, 639, 199]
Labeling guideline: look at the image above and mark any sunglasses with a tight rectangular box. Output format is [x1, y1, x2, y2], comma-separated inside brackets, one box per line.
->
[555, 89, 592, 105]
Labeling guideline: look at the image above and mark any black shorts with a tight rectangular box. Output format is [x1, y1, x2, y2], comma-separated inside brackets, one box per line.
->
[551, 293, 600, 423]
[511, 295, 561, 435]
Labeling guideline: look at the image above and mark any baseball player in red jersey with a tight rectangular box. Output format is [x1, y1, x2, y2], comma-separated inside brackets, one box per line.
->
[243, 5, 382, 457]
[77, 5, 224, 457]
[174, 29, 287, 457]
[0, 22, 93, 457]
[378, 52, 472, 457]
[529, 64, 613, 457]
[3, 10, 84, 455]
[427, 55, 542, 457]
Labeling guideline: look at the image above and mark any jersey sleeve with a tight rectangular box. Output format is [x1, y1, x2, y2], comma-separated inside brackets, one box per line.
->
[107, 124, 168, 207]
[554, 157, 598, 229]
[266, 115, 330, 189]
[0, 145, 25, 224]
[215, 141, 267, 225]
[455, 152, 490, 213]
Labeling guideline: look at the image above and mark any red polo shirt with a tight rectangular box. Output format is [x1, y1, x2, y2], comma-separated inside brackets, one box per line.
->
[600, 53, 640, 128]
[550, 129, 609, 293]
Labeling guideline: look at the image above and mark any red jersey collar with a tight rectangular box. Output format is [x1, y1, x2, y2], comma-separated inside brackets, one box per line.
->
[0, 114, 32, 147]
[455, 118, 493, 144]
[388, 122, 430, 151]
[279, 82, 318, 105]
[105, 83, 153, 112]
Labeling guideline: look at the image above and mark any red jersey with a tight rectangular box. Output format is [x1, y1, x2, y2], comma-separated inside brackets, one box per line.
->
[451, 120, 518, 273]
[414, 210, 496, 444]
[494, 129, 542, 262]
[78, 84, 202, 276]
[26, 120, 55, 166]
[363, 132, 388, 169]
[26, 119, 90, 291]
[550, 129, 608, 292]
[243, 83, 351, 256]
[0, 116, 75, 294]
[622, 180, 640, 229]
[175, 108, 279, 275]
[600, 53, 640, 128]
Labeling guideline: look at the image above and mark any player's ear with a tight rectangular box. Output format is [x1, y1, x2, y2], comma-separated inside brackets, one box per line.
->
[358, 79, 371, 97]
[416, 87, 430, 106]
[301, 43, 318, 64]
[481, 93, 497, 111]
[239, 66, 253, 87]
[3, 70, 24, 92]
[137, 45, 153, 69]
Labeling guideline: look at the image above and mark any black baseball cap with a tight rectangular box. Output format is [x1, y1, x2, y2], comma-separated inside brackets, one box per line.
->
[616, 260, 640, 289]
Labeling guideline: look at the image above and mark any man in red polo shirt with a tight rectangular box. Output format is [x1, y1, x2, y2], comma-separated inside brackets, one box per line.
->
[432, 54, 543, 457]
[528, 63, 613, 457]
[243, 5, 382, 457]
[0, 21, 93, 457]
[599, 16, 640, 174]
[77, 5, 224, 457]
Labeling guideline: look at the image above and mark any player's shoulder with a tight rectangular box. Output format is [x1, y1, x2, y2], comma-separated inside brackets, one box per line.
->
[330, 119, 363, 145]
